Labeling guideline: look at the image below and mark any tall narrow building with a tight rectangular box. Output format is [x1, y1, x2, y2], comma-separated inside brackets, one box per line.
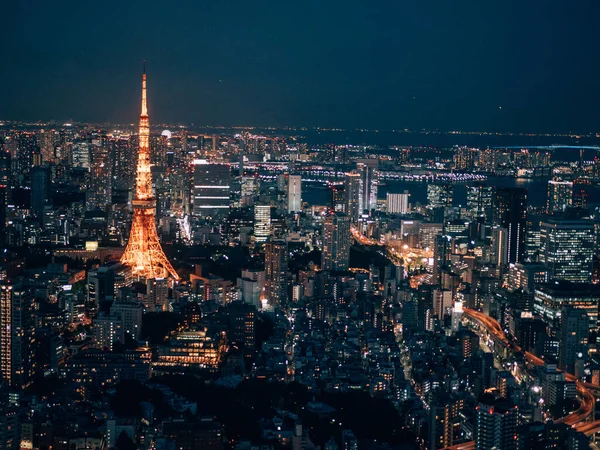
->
[493, 187, 527, 264]
[192, 160, 231, 217]
[344, 172, 363, 223]
[0, 282, 35, 390]
[264, 240, 288, 307]
[546, 180, 573, 215]
[322, 212, 351, 272]
[287, 175, 302, 213]
[120, 68, 179, 280]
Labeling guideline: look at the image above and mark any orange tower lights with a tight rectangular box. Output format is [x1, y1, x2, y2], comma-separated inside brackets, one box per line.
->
[120, 68, 179, 281]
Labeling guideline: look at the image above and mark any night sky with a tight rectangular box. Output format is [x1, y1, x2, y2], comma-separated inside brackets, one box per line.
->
[1, 0, 599, 132]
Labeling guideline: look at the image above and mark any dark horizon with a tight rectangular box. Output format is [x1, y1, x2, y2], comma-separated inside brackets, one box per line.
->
[1, 1, 600, 133]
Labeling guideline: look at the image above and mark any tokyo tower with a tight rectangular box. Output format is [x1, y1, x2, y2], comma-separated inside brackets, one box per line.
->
[120, 68, 179, 280]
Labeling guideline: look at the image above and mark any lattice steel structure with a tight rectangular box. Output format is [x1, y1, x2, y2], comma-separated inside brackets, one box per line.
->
[121, 68, 179, 280]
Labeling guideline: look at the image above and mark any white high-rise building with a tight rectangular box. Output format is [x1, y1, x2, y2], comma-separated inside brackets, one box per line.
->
[287, 175, 302, 213]
[254, 205, 271, 243]
[387, 191, 410, 214]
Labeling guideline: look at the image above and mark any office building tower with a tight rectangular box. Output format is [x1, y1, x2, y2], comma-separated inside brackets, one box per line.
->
[344, 172, 363, 223]
[254, 205, 271, 243]
[72, 142, 90, 168]
[237, 276, 261, 308]
[192, 160, 231, 217]
[227, 301, 256, 361]
[559, 307, 589, 374]
[493, 187, 527, 264]
[358, 162, 378, 212]
[490, 227, 508, 268]
[474, 396, 518, 450]
[92, 313, 123, 351]
[88, 140, 112, 211]
[111, 298, 143, 340]
[0, 151, 11, 186]
[322, 212, 351, 272]
[539, 218, 594, 283]
[15, 132, 38, 182]
[387, 191, 410, 214]
[534, 282, 600, 332]
[264, 240, 288, 307]
[287, 174, 302, 213]
[30, 166, 49, 220]
[466, 184, 493, 221]
[120, 70, 179, 281]
[0, 282, 35, 389]
[546, 180, 573, 214]
[330, 182, 345, 212]
[427, 184, 453, 209]
[240, 176, 259, 207]
[147, 278, 169, 311]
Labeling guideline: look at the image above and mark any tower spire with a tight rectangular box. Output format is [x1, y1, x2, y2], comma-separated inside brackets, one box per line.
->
[121, 66, 179, 281]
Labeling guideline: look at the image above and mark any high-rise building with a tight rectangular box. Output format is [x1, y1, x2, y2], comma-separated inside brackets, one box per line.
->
[330, 182, 345, 212]
[427, 184, 453, 210]
[539, 219, 594, 283]
[428, 393, 463, 450]
[322, 212, 351, 272]
[254, 205, 271, 243]
[120, 69, 179, 281]
[493, 187, 527, 264]
[387, 191, 410, 214]
[0, 151, 11, 186]
[192, 160, 231, 217]
[344, 172, 363, 223]
[0, 282, 35, 389]
[358, 162, 378, 212]
[287, 174, 302, 213]
[559, 307, 589, 374]
[227, 301, 256, 361]
[466, 184, 493, 221]
[147, 278, 169, 311]
[546, 180, 573, 214]
[534, 282, 600, 332]
[110, 298, 143, 340]
[474, 396, 518, 450]
[264, 240, 288, 307]
[15, 132, 38, 182]
[30, 166, 49, 220]
[88, 140, 112, 211]
[490, 226, 508, 268]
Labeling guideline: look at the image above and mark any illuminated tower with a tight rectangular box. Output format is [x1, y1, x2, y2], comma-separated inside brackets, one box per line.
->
[121, 68, 179, 280]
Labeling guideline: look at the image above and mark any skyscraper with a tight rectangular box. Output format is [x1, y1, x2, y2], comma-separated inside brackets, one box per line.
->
[322, 212, 351, 272]
[358, 162, 378, 212]
[546, 180, 573, 215]
[466, 184, 493, 221]
[0, 282, 35, 390]
[287, 175, 302, 213]
[559, 307, 589, 374]
[192, 160, 231, 217]
[264, 240, 288, 307]
[30, 166, 49, 220]
[120, 68, 179, 281]
[427, 184, 453, 209]
[88, 140, 112, 212]
[254, 205, 271, 243]
[493, 187, 527, 264]
[539, 218, 594, 283]
[387, 191, 410, 214]
[344, 172, 363, 223]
